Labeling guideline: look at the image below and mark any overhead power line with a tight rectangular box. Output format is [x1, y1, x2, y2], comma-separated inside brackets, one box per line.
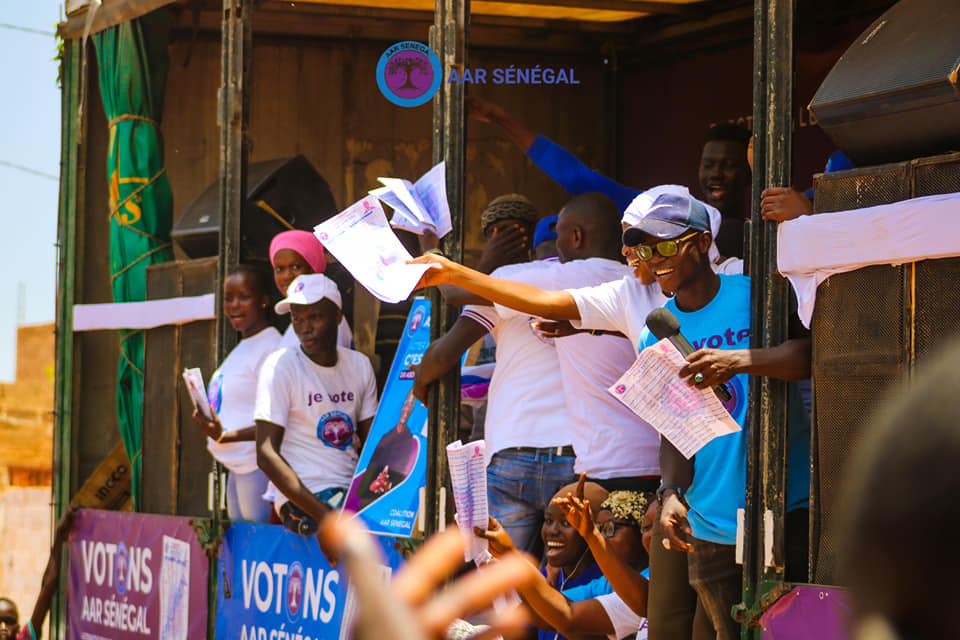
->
[0, 23, 57, 36]
[0, 160, 58, 181]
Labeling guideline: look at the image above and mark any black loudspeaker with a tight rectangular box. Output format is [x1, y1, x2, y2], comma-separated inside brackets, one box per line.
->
[810, 152, 960, 585]
[809, 0, 960, 167]
[171, 155, 339, 261]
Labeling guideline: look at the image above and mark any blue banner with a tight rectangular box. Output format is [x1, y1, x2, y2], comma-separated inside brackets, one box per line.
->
[343, 298, 431, 537]
[216, 523, 402, 639]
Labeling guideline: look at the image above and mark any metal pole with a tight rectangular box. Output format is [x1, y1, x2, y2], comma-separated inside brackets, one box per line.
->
[425, 0, 468, 536]
[738, 0, 793, 634]
[208, 0, 251, 636]
[51, 37, 84, 640]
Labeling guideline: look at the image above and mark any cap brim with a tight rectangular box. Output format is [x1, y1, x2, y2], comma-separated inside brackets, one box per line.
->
[622, 219, 690, 246]
[275, 295, 341, 315]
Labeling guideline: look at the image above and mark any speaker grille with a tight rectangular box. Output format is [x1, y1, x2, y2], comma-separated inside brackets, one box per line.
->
[811, 265, 906, 584]
[915, 258, 960, 361]
[810, 152, 960, 585]
[814, 163, 909, 213]
[914, 155, 960, 197]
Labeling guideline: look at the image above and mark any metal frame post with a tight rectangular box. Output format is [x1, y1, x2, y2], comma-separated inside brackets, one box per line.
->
[51, 37, 84, 640]
[424, 0, 469, 536]
[739, 0, 794, 634]
[204, 0, 252, 636]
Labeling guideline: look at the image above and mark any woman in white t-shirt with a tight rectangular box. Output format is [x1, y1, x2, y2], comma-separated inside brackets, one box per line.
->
[192, 264, 281, 523]
[269, 230, 353, 349]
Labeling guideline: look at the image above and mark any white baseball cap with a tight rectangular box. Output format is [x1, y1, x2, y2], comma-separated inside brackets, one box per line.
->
[275, 274, 342, 315]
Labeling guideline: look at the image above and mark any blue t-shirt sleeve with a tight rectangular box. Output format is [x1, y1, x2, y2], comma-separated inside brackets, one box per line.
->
[561, 576, 613, 601]
[526, 135, 639, 212]
[637, 326, 655, 353]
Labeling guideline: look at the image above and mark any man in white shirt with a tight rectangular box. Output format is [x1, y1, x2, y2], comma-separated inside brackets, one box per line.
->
[255, 274, 378, 539]
[416, 193, 664, 551]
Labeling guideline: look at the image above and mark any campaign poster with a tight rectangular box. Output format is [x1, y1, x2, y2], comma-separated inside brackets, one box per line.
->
[343, 297, 430, 537]
[67, 509, 208, 640]
[215, 522, 403, 640]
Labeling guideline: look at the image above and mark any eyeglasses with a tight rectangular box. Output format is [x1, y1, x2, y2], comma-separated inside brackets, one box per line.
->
[599, 519, 633, 539]
[631, 231, 700, 262]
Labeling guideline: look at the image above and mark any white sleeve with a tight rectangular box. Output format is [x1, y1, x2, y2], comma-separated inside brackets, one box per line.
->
[357, 355, 379, 421]
[568, 279, 631, 334]
[490, 263, 560, 321]
[595, 593, 643, 640]
[461, 305, 498, 333]
[254, 350, 291, 427]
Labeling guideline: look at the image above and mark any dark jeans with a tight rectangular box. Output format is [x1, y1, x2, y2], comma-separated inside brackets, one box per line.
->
[648, 518, 733, 640]
[687, 537, 742, 640]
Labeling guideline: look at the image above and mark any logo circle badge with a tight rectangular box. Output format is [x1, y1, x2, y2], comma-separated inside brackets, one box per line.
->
[318, 411, 355, 450]
[408, 308, 424, 334]
[286, 561, 304, 621]
[115, 543, 129, 595]
[376, 41, 442, 107]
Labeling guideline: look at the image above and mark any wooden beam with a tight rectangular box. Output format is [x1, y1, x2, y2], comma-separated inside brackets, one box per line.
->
[173, 5, 629, 53]
[58, 0, 179, 39]
[496, 0, 689, 15]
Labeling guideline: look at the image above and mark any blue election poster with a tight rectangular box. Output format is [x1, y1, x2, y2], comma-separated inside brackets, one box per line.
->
[343, 298, 430, 537]
[216, 523, 403, 640]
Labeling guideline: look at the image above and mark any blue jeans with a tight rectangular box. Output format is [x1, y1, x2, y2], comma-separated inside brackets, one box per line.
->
[486, 447, 577, 554]
[226, 468, 272, 524]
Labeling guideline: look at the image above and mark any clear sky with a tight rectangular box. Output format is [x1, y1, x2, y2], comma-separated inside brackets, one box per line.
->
[0, 2, 62, 381]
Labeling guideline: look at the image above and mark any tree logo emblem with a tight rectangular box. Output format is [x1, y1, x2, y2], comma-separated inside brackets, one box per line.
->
[377, 41, 442, 107]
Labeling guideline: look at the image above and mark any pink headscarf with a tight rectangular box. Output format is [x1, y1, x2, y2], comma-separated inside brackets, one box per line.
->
[269, 230, 326, 273]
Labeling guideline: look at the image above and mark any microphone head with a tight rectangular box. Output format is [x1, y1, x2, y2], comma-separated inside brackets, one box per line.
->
[646, 307, 681, 340]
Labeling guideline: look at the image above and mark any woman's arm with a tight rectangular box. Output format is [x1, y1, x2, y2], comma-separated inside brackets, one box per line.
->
[410, 254, 581, 321]
[515, 565, 617, 636]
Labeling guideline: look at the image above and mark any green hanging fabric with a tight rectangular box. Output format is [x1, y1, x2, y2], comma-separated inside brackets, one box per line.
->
[92, 10, 174, 510]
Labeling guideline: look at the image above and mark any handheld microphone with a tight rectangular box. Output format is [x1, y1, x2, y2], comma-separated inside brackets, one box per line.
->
[645, 307, 732, 403]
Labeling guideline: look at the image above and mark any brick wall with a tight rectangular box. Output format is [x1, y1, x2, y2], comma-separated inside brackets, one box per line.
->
[0, 487, 52, 639]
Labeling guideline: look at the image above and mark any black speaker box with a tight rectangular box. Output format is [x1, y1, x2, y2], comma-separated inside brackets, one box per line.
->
[810, 152, 960, 585]
[171, 155, 338, 261]
[809, 0, 960, 167]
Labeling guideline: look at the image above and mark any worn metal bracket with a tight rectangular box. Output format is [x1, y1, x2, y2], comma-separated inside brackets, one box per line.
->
[191, 517, 230, 558]
[733, 580, 792, 628]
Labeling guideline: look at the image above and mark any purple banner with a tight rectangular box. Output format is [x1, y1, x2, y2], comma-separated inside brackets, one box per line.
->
[760, 586, 851, 640]
[67, 509, 209, 640]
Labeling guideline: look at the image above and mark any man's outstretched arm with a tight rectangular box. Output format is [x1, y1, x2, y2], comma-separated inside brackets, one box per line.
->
[412, 316, 489, 404]
[409, 254, 581, 321]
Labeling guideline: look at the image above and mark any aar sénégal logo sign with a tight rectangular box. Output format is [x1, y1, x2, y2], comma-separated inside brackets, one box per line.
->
[377, 41, 443, 107]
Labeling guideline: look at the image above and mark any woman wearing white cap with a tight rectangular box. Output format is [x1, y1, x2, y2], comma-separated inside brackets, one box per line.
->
[254, 273, 379, 539]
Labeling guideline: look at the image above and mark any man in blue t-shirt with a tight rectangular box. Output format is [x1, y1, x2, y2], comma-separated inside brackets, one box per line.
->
[624, 194, 810, 640]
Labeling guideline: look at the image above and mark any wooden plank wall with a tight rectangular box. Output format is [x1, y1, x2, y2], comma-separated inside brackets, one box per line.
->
[162, 36, 613, 267]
